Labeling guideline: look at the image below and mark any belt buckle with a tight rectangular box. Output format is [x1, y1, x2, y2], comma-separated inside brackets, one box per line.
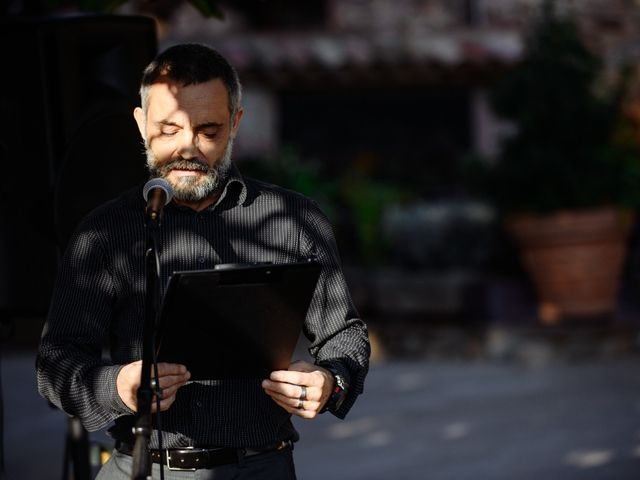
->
[165, 447, 201, 471]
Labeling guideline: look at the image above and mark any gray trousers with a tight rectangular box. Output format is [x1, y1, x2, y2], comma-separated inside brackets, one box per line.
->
[95, 446, 297, 480]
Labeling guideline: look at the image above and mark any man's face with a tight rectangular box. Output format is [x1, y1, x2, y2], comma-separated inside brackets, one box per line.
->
[133, 78, 242, 202]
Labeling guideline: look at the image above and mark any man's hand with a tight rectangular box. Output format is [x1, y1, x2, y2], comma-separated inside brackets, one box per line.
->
[261, 360, 334, 419]
[116, 360, 191, 413]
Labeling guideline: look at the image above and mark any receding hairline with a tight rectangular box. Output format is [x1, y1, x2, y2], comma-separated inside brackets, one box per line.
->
[140, 77, 235, 116]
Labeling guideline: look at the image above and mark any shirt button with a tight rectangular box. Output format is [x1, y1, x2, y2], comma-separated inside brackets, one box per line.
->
[198, 257, 206, 264]
[195, 401, 203, 408]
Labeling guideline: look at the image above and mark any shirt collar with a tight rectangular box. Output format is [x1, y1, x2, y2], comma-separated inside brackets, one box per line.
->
[209, 163, 247, 210]
[221, 163, 248, 207]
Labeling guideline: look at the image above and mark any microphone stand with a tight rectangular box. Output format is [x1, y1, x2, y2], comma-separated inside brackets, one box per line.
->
[131, 214, 162, 480]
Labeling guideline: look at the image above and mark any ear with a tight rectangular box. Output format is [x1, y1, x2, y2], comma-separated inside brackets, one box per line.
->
[230, 108, 244, 139]
[133, 107, 147, 141]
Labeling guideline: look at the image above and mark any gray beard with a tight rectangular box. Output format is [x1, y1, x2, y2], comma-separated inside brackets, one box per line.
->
[145, 139, 234, 202]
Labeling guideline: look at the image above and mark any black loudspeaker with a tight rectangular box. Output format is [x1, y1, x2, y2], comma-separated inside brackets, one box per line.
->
[0, 15, 156, 315]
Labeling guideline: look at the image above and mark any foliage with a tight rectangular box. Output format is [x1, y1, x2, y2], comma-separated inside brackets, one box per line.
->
[240, 146, 340, 220]
[338, 169, 404, 265]
[468, 1, 640, 214]
[241, 147, 407, 266]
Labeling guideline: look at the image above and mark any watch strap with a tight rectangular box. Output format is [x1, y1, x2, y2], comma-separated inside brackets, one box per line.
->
[320, 367, 350, 413]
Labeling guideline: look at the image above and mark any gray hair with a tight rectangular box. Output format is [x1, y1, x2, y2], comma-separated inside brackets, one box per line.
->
[139, 43, 242, 117]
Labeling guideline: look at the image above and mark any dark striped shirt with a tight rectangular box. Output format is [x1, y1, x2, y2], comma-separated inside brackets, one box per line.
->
[36, 166, 370, 449]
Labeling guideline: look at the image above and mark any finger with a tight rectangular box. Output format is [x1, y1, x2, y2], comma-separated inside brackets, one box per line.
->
[266, 390, 321, 412]
[155, 381, 184, 400]
[267, 393, 301, 414]
[267, 394, 318, 419]
[149, 377, 190, 412]
[262, 381, 320, 402]
[156, 363, 189, 377]
[156, 371, 191, 389]
[265, 388, 300, 406]
[263, 380, 300, 400]
[151, 394, 177, 413]
[296, 409, 318, 419]
[261, 379, 300, 398]
[269, 370, 321, 387]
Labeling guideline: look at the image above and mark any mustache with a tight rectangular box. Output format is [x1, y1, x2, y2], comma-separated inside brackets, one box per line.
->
[150, 157, 217, 179]
[162, 158, 211, 172]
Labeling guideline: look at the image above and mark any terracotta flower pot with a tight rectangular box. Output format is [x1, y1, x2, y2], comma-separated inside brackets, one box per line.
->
[506, 207, 634, 324]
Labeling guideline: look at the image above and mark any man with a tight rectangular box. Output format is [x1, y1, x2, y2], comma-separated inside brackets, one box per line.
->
[37, 44, 370, 479]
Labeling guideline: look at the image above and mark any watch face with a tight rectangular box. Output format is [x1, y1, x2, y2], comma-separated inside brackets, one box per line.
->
[330, 374, 348, 411]
[335, 375, 348, 391]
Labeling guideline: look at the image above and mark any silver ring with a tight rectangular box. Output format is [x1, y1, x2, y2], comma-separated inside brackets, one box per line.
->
[151, 378, 158, 390]
[299, 385, 307, 401]
[296, 399, 304, 410]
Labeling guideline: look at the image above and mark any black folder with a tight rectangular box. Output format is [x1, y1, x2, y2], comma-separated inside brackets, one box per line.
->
[155, 260, 321, 380]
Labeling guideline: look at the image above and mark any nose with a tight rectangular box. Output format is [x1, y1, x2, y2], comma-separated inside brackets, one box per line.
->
[177, 128, 198, 157]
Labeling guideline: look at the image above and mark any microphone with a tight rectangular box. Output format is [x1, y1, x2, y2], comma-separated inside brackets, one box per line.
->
[143, 178, 173, 223]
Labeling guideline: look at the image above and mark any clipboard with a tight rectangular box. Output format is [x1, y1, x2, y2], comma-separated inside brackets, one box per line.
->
[155, 260, 321, 380]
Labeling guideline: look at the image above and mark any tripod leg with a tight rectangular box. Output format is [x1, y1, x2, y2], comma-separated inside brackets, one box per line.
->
[62, 434, 69, 480]
[67, 416, 91, 480]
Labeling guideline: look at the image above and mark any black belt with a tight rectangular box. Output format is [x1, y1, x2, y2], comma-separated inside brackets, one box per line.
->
[115, 440, 291, 471]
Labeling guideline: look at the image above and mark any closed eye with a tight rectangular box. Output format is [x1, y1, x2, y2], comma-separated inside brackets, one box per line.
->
[157, 121, 180, 136]
[197, 122, 223, 140]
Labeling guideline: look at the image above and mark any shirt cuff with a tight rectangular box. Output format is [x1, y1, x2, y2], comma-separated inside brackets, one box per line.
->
[93, 365, 135, 417]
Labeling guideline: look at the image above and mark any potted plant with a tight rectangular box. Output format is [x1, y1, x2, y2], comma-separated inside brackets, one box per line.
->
[469, 1, 640, 324]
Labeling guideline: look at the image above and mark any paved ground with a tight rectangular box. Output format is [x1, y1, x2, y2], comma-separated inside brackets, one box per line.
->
[2, 346, 640, 480]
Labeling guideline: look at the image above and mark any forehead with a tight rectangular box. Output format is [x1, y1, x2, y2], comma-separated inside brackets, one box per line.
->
[145, 78, 230, 121]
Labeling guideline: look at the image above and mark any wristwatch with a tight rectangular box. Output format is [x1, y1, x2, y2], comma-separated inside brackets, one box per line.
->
[321, 369, 349, 413]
